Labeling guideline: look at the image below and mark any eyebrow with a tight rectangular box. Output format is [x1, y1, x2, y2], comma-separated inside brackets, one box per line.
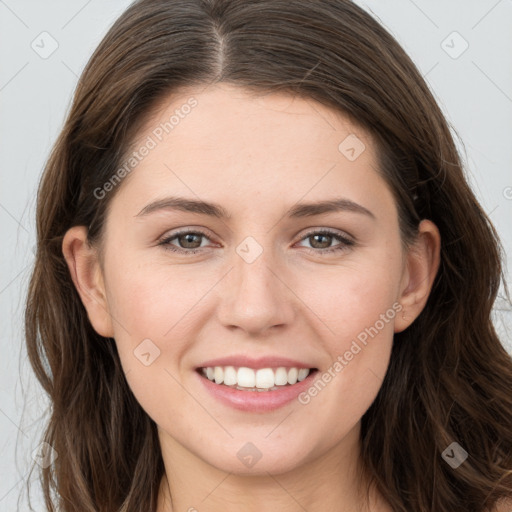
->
[135, 196, 375, 220]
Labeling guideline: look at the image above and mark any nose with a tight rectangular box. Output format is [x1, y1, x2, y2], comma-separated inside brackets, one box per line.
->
[216, 240, 296, 336]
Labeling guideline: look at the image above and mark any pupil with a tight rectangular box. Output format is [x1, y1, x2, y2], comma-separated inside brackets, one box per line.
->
[313, 234, 330, 248]
[182, 234, 200, 248]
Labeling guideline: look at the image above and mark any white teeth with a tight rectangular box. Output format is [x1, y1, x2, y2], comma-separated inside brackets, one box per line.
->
[200, 366, 312, 390]
[297, 368, 310, 382]
[287, 367, 298, 385]
[255, 368, 274, 388]
[214, 366, 223, 384]
[237, 367, 255, 387]
[274, 367, 288, 386]
[223, 366, 237, 386]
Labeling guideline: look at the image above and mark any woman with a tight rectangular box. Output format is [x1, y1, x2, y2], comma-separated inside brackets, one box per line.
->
[25, 0, 512, 510]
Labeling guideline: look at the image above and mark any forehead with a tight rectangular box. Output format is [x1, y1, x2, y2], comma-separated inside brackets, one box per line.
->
[137, 83, 370, 155]
[109, 83, 392, 219]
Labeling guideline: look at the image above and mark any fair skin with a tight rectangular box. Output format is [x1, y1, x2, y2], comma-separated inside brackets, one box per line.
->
[62, 84, 441, 511]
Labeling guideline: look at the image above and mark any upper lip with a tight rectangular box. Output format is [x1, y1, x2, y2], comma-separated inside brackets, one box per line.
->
[197, 355, 317, 370]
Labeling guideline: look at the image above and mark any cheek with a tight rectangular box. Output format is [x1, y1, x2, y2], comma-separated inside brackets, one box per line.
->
[103, 259, 221, 415]
[302, 256, 401, 343]
[105, 268, 194, 428]
[105, 256, 209, 340]
[292, 260, 399, 426]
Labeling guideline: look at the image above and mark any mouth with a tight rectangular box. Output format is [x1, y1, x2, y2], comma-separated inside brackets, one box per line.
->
[196, 366, 319, 392]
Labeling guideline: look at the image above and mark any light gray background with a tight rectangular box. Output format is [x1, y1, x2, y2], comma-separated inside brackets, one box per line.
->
[1, 1, 511, 509]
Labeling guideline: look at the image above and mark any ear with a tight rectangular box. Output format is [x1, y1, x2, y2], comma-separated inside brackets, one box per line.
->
[62, 226, 114, 338]
[394, 219, 441, 332]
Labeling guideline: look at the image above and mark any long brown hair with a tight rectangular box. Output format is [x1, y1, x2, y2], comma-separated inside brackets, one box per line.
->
[25, 0, 512, 510]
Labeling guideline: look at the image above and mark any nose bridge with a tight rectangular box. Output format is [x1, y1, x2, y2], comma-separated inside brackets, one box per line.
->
[235, 236, 276, 289]
[217, 234, 295, 334]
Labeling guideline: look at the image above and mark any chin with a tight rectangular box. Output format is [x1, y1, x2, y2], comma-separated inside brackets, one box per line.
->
[198, 440, 311, 476]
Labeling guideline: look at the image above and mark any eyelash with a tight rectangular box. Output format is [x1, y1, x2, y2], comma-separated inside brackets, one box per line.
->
[158, 228, 355, 256]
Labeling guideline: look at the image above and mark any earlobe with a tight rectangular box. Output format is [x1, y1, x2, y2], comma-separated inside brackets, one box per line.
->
[62, 226, 115, 338]
[395, 219, 441, 333]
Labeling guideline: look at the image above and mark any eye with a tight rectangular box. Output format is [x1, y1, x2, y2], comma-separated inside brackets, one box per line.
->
[158, 228, 355, 255]
[295, 229, 355, 255]
[158, 229, 213, 255]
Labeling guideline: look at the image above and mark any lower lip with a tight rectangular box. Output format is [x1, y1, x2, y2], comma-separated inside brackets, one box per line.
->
[195, 369, 319, 413]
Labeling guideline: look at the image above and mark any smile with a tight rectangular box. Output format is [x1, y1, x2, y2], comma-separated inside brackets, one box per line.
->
[199, 366, 316, 391]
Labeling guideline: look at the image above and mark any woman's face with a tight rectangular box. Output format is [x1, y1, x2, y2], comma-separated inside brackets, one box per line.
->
[66, 83, 436, 477]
